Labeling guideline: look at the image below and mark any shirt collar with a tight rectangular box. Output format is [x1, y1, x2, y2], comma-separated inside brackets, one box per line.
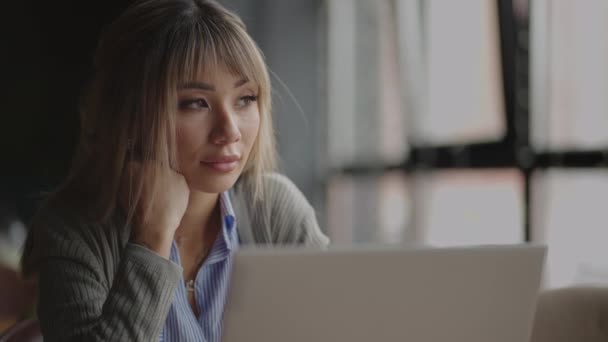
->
[219, 191, 238, 251]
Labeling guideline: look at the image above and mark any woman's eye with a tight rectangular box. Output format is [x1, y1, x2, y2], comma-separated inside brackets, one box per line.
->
[179, 98, 209, 111]
[236, 95, 258, 108]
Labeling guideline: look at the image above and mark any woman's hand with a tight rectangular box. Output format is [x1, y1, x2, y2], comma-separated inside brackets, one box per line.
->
[122, 161, 190, 258]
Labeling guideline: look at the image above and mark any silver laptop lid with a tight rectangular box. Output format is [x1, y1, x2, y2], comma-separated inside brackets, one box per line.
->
[223, 245, 545, 342]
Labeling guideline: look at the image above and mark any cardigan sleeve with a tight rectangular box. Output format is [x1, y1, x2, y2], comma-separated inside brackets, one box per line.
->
[24, 211, 181, 342]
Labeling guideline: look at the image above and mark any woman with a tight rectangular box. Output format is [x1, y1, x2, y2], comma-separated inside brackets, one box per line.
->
[20, 0, 329, 341]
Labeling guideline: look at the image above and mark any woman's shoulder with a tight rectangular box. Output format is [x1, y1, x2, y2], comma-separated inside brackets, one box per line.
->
[260, 173, 312, 211]
[234, 172, 314, 221]
[232, 172, 329, 246]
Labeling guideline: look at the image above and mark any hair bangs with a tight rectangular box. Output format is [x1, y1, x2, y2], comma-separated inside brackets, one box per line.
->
[170, 18, 266, 90]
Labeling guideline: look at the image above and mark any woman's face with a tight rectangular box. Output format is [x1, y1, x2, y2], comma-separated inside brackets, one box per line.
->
[175, 65, 260, 193]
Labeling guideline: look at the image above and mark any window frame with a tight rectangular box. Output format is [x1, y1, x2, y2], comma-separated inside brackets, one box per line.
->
[329, 0, 608, 243]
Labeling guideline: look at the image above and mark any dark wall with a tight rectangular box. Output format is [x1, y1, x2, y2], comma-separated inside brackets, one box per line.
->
[2, 1, 129, 221]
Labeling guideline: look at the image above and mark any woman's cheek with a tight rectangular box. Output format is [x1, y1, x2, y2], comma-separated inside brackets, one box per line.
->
[175, 120, 205, 167]
[240, 112, 260, 149]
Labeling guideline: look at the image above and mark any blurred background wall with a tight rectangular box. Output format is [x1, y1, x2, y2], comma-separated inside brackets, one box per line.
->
[2, 0, 608, 291]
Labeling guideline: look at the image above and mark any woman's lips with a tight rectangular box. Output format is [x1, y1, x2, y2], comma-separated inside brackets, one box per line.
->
[200, 156, 240, 173]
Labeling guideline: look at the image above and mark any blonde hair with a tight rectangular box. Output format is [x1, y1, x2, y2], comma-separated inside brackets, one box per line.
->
[51, 0, 276, 222]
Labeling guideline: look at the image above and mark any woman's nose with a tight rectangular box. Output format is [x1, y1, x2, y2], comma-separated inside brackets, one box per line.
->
[210, 107, 242, 145]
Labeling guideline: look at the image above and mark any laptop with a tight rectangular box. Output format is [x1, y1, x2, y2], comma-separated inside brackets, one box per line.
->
[222, 245, 545, 342]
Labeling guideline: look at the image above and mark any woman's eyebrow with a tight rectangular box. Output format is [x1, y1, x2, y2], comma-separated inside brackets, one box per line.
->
[178, 79, 249, 91]
[234, 78, 248, 88]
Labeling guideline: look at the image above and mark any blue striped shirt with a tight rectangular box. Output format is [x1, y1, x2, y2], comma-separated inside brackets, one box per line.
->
[160, 192, 239, 342]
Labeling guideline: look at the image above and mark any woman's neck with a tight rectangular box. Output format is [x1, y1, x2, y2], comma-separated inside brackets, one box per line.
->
[174, 191, 221, 245]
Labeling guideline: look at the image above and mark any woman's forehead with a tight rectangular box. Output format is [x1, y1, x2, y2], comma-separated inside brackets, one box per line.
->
[178, 76, 254, 92]
[178, 62, 258, 88]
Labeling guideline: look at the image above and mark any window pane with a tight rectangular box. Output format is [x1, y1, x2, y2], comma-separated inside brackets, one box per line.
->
[417, 0, 505, 145]
[416, 170, 524, 246]
[327, 0, 408, 166]
[327, 172, 411, 244]
[532, 170, 608, 288]
[328, 0, 507, 163]
[531, 0, 608, 150]
[377, 0, 408, 163]
[327, 0, 356, 166]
